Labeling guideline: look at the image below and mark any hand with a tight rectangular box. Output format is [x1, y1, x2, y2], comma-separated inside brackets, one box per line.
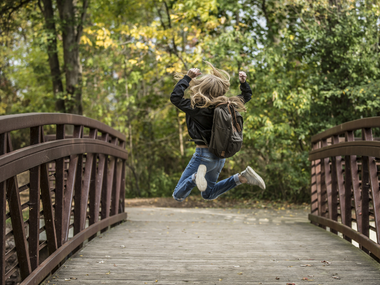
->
[187, 68, 202, 79]
[239, 71, 247, 83]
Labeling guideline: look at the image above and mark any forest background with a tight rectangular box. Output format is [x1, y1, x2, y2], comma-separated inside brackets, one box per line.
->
[1, 0, 380, 202]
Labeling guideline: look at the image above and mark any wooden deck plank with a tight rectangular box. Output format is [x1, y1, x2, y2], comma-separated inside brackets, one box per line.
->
[42, 207, 380, 285]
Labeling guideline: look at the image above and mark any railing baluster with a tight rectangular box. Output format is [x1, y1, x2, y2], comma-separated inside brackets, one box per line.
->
[103, 156, 115, 220]
[101, 137, 117, 224]
[360, 130, 370, 244]
[63, 125, 83, 243]
[119, 160, 126, 214]
[55, 124, 66, 247]
[362, 128, 380, 244]
[315, 141, 322, 221]
[89, 154, 100, 226]
[322, 139, 335, 232]
[77, 128, 98, 233]
[319, 140, 327, 227]
[6, 133, 31, 280]
[332, 135, 351, 241]
[310, 143, 318, 217]
[111, 159, 123, 217]
[0, 133, 6, 285]
[41, 162, 58, 254]
[29, 126, 42, 270]
[90, 133, 109, 238]
[346, 131, 363, 236]
[325, 139, 338, 234]
[40, 128, 58, 255]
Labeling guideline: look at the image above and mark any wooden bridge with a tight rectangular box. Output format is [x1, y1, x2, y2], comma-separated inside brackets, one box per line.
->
[1, 113, 380, 284]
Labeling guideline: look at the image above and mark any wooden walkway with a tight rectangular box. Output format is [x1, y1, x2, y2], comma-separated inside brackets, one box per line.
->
[42, 207, 380, 285]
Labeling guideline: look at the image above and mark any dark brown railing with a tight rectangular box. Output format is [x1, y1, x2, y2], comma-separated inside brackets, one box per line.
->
[309, 117, 380, 260]
[0, 113, 128, 285]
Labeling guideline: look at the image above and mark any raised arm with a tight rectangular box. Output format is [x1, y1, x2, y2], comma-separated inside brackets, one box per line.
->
[237, 71, 252, 104]
[170, 68, 201, 113]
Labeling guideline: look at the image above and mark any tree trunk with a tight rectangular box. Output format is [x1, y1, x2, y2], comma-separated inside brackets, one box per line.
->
[40, 0, 65, 112]
[57, 0, 84, 115]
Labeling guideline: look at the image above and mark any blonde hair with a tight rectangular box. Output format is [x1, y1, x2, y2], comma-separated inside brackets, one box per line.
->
[174, 61, 247, 112]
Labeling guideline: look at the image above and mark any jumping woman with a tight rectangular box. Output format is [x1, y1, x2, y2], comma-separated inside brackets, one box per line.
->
[170, 62, 265, 202]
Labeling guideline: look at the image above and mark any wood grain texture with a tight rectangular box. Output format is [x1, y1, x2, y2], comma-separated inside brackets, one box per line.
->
[42, 207, 380, 285]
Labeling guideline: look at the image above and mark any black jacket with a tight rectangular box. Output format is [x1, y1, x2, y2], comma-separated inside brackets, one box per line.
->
[170, 75, 252, 145]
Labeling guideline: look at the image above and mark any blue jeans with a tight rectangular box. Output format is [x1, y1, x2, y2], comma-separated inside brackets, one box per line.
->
[173, 148, 241, 202]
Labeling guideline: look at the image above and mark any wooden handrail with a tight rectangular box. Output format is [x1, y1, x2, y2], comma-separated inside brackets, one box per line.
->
[0, 112, 126, 142]
[311, 116, 380, 143]
[1, 113, 128, 285]
[309, 117, 380, 261]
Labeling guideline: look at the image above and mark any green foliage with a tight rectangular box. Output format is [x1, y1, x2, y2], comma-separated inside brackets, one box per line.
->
[2, 0, 380, 202]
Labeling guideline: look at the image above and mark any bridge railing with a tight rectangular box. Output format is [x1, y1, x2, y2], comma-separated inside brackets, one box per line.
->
[0, 113, 128, 285]
[309, 117, 380, 260]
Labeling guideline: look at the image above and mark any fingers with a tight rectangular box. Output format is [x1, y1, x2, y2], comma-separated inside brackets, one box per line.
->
[187, 68, 202, 78]
[239, 71, 247, 82]
[239, 71, 247, 78]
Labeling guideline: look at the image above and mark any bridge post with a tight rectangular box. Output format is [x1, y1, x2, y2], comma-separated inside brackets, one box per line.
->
[29, 126, 42, 270]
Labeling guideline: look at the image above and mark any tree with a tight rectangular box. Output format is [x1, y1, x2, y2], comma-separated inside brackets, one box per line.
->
[1, 0, 88, 114]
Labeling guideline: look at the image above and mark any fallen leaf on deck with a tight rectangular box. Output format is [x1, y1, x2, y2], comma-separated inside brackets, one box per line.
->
[238, 272, 243, 275]
[302, 277, 308, 280]
[98, 260, 104, 263]
[332, 275, 340, 280]
[106, 271, 110, 275]
[275, 277, 280, 280]
[70, 277, 77, 280]
[301, 264, 312, 267]
[219, 278, 222, 281]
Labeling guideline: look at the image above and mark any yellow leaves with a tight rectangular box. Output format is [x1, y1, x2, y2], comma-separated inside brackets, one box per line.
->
[81, 35, 92, 46]
[84, 27, 116, 49]
[289, 35, 294, 41]
[205, 20, 220, 30]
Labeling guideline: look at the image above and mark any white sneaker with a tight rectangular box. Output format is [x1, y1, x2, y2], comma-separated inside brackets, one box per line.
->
[240, 166, 266, 189]
[196, 164, 207, 192]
